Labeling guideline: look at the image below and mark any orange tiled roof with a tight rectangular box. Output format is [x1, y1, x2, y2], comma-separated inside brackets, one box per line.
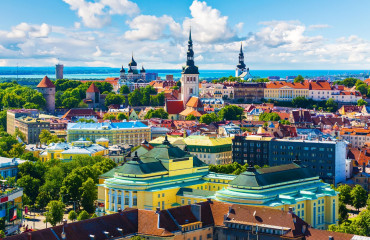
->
[309, 81, 332, 90]
[186, 96, 203, 108]
[37, 76, 55, 88]
[86, 83, 100, 93]
[265, 81, 310, 89]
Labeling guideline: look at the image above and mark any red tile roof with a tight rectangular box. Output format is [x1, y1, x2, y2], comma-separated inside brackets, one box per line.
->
[86, 83, 100, 93]
[186, 96, 203, 108]
[265, 81, 310, 89]
[37, 76, 55, 88]
[165, 100, 184, 114]
[309, 81, 332, 90]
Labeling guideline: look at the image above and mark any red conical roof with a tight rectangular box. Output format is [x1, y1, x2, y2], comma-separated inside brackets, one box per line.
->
[86, 83, 100, 93]
[37, 76, 55, 88]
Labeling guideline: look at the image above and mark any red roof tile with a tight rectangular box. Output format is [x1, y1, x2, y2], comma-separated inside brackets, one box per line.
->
[165, 100, 184, 114]
[37, 76, 55, 88]
[186, 96, 203, 108]
[87, 83, 100, 93]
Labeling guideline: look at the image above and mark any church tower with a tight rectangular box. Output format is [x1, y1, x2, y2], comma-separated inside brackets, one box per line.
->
[235, 43, 246, 77]
[180, 29, 199, 106]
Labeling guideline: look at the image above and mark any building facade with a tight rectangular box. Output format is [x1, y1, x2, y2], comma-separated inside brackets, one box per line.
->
[0, 157, 26, 179]
[6, 109, 39, 136]
[224, 82, 265, 102]
[339, 128, 370, 148]
[97, 138, 339, 229]
[67, 121, 151, 146]
[39, 138, 109, 162]
[233, 136, 347, 185]
[13, 116, 50, 144]
[0, 187, 23, 236]
[264, 81, 310, 101]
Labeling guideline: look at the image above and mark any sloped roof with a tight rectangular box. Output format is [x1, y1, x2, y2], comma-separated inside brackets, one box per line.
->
[266, 81, 310, 89]
[86, 83, 100, 93]
[37, 76, 55, 88]
[166, 100, 184, 114]
[309, 81, 332, 90]
[230, 164, 316, 188]
[62, 108, 100, 120]
[186, 96, 203, 108]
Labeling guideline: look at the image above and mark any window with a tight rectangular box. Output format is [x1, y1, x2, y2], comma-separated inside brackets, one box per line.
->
[188, 199, 191, 205]
[182, 199, 185, 205]
[158, 194, 160, 198]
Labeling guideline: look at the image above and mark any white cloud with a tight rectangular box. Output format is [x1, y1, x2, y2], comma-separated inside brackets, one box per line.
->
[63, 0, 138, 28]
[93, 46, 102, 57]
[0, 59, 7, 66]
[101, 0, 139, 16]
[6, 23, 51, 39]
[124, 15, 181, 41]
[183, 0, 241, 43]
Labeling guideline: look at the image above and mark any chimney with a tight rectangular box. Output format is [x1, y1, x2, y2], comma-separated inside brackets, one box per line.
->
[89, 235, 95, 240]
[27, 233, 32, 240]
[206, 198, 212, 203]
[156, 208, 161, 229]
[103, 231, 109, 238]
[191, 204, 201, 221]
[288, 207, 293, 214]
[302, 225, 307, 234]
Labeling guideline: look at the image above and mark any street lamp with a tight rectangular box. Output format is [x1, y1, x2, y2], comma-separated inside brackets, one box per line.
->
[61, 218, 67, 240]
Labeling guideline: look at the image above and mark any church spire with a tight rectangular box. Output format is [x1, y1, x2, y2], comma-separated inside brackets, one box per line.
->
[237, 42, 246, 70]
[182, 28, 199, 75]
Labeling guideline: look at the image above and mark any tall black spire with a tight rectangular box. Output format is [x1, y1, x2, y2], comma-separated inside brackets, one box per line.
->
[182, 29, 199, 74]
[237, 42, 246, 70]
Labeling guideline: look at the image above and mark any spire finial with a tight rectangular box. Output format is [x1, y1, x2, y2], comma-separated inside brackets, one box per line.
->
[189, 27, 192, 41]
[240, 42, 243, 53]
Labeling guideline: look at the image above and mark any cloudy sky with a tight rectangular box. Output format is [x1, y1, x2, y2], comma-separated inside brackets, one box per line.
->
[0, 0, 370, 69]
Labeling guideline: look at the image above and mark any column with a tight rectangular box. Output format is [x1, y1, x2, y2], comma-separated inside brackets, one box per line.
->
[108, 189, 112, 211]
[121, 191, 125, 209]
[104, 188, 108, 212]
[129, 191, 133, 208]
[114, 190, 118, 212]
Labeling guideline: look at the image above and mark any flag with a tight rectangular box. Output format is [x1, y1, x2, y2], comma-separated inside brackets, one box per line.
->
[25, 206, 28, 215]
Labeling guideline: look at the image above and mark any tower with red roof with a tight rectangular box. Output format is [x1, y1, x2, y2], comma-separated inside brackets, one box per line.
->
[86, 83, 100, 108]
[37, 76, 55, 113]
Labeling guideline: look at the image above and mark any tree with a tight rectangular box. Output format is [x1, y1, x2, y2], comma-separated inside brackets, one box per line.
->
[357, 99, 367, 106]
[218, 105, 244, 120]
[77, 210, 90, 221]
[294, 75, 304, 83]
[199, 113, 219, 125]
[334, 78, 359, 88]
[14, 128, 26, 142]
[280, 119, 291, 125]
[62, 97, 80, 109]
[120, 85, 130, 94]
[45, 200, 65, 226]
[325, 98, 338, 113]
[68, 210, 78, 222]
[356, 84, 368, 95]
[20, 152, 39, 161]
[116, 113, 128, 121]
[185, 114, 196, 120]
[77, 118, 95, 123]
[338, 202, 348, 223]
[103, 113, 116, 120]
[259, 112, 281, 121]
[336, 185, 352, 205]
[144, 108, 168, 119]
[39, 129, 64, 145]
[9, 142, 25, 157]
[292, 96, 309, 108]
[131, 236, 145, 240]
[17, 175, 41, 204]
[105, 93, 124, 107]
[128, 89, 142, 106]
[367, 194, 370, 210]
[351, 185, 367, 211]
[80, 178, 97, 213]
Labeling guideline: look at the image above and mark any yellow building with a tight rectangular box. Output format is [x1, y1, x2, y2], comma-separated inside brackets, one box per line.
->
[39, 138, 108, 162]
[264, 81, 310, 101]
[97, 137, 339, 229]
[67, 121, 151, 146]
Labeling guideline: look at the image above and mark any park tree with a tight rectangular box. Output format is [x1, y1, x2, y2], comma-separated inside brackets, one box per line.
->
[105, 93, 124, 107]
[357, 99, 367, 106]
[17, 175, 41, 204]
[325, 98, 338, 113]
[338, 202, 348, 223]
[185, 114, 196, 120]
[128, 89, 142, 106]
[103, 113, 116, 120]
[350, 185, 368, 211]
[120, 85, 130, 94]
[218, 105, 244, 120]
[35, 191, 51, 210]
[77, 210, 90, 221]
[336, 185, 352, 205]
[116, 113, 128, 121]
[199, 113, 219, 125]
[45, 200, 65, 226]
[144, 108, 168, 119]
[62, 97, 80, 109]
[259, 112, 281, 121]
[80, 178, 97, 213]
[294, 75, 304, 83]
[356, 84, 368, 95]
[68, 210, 78, 222]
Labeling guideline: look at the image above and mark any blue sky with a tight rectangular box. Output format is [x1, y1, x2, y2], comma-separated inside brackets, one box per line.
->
[0, 0, 369, 69]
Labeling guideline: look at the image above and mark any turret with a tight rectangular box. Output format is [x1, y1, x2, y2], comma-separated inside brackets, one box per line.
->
[37, 76, 55, 113]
